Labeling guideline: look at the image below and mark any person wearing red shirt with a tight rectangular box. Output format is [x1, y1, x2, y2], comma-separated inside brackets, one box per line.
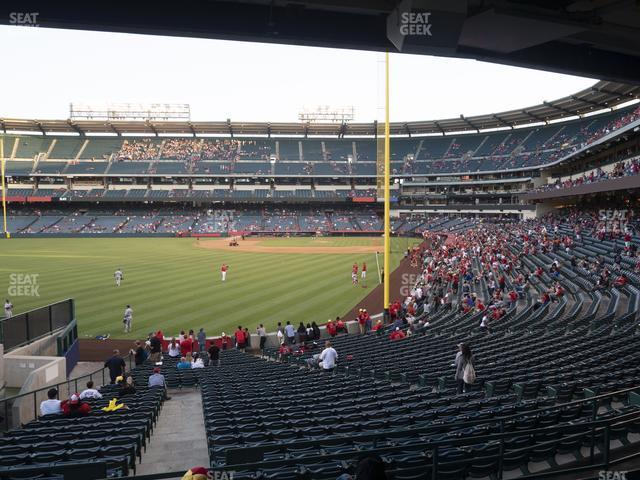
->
[614, 275, 628, 287]
[235, 326, 246, 351]
[389, 327, 406, 341]
[221, 263, 229, 282]
[336, 317, 346, 334]
[278, 344, 291, 361]
[508, 290, 518, 305]
[357, 309, 366, 334]
[372, 319, 384, 334]
[180, 335, 193, 356]
[220, 333, 230, 350]
[61, 394, 91, 417]
[361, 262, 367, 287]
[326, 320, 337, 337]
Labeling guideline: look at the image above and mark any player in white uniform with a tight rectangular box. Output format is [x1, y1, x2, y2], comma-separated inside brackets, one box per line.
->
[123, 305, 133, 333]
[114, 269, 123, 287]
[4, 299, 13, 319]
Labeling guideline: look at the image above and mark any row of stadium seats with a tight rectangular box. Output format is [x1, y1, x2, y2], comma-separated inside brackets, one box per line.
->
[3, 187, 376, 201]
[3, 103, 638, 174]
[9, 206, 414, 234]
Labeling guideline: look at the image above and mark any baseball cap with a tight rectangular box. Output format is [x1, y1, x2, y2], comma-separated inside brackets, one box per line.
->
[69, 394, 80, 405]
[153, 367, 161, 373]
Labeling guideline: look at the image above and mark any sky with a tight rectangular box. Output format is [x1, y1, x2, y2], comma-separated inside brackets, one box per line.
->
[0, 25, 597, 123]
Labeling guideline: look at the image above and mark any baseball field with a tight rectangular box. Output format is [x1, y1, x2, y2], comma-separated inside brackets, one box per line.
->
[1, 236, 419, 339]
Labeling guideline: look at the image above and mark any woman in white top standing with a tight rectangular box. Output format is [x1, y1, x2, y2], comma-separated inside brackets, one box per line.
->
[168, 338, 181, 358]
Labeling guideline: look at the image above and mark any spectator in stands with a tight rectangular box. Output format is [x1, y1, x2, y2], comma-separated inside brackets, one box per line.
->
[191, 353, 205, 368]
[131, 340, 147, 366]
[311, 321, 321, 340]
[118, 375, 137, 397]
[454, 343, 475, 394]
[149, 333, 162, 363]
[297, 322, 307, 343]
[257, 324, 267, 351]
[79, 380, 102, 400]
[221, 332, 230, 350]
[181, 466, 210, 480]
[284, 321, 296, 345]
[353, 455, 388, 480]
[319, 340, 338, 373]
[197, 328, 207, 353]
[336, 316, 347, 334]
[40, 388, 62, 416]
[244, 327, 252, 349]
[235, 325, 246, 351]
[614, 274, 628, 287]
[357, 309, 366, 334]
[302, 323, 313, 341]
[180, 334, 193, 356]
[149, 367, 165, 388]
[168, 338, 181, 358]
[389, 327, 406, 341]
[326, 319, 337, 337]
[208, 342, 220, 366]
[479, 315, 490, 333]
[177, 356, 192, 369]
[278, 343, 292, 361]
[372, 319, 384, 334]
[105, 349, 126, 384]
[61, 393, 91, 417]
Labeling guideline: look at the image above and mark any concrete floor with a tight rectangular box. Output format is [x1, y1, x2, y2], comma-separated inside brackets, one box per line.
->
[137, 388, 209, 476]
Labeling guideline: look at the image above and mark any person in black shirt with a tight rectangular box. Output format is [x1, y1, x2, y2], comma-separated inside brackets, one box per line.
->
[118, 375, 136, 396]
[104, 349, 126, 384]
[208, 343, 220, 366]
[131, 341, 146, 366]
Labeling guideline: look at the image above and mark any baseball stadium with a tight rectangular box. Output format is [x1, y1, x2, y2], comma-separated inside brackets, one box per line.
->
[2, 1, 640, 480]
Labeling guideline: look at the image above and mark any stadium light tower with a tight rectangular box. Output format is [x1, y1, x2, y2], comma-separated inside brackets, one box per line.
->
[298, 105, 355, 123]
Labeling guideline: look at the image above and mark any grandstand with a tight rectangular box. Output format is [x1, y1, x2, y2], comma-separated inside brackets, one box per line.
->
[4, 1, 640, 477]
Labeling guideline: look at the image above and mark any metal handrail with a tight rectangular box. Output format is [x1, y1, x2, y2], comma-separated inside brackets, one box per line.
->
[1, 351, 133, 432]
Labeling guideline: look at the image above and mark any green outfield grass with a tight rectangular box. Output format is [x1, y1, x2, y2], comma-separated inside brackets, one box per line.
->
[1, 237, 419, 339]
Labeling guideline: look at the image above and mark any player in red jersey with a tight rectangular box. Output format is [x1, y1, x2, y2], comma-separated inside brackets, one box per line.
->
[351, 262, 358, 286]
[361, 262, 367, 287]
[221, 264, 229, 282]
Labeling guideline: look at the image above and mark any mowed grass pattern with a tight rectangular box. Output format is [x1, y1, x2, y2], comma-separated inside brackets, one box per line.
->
[1, 237, 417, 339]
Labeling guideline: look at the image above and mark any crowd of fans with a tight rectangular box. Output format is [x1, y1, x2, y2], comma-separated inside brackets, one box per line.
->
[534, 156, 640, 192]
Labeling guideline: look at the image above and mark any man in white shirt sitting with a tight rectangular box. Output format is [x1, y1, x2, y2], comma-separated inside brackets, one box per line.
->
[40, 388, 62, 416]
[79, 380, 102, 400]
[319, 341, 338, 373]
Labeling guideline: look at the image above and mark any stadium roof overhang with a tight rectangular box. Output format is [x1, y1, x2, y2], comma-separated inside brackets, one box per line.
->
[2, 0, 640, 83]
[2, 81, 638, 137]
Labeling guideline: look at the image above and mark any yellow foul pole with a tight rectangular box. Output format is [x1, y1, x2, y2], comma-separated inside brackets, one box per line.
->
[1, 138, 7, 238]
[383, 52, 391, 313]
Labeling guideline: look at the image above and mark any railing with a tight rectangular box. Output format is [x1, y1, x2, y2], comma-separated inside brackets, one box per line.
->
[0, 352, 133, 432]
[0, 298, 74, 351]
